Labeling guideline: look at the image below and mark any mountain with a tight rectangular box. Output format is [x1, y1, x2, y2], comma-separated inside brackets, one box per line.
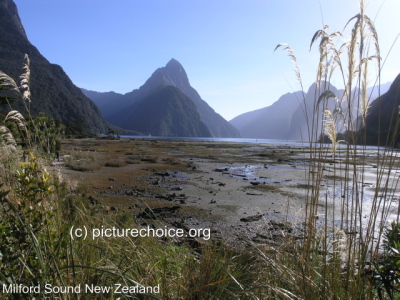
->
[368, 81, 392, 101]
[83, 59, 240, 138]
[112, 85, 211, 137]
[231, 80, 392, 141]
[286, 82, 343, 141]
[230, 83, 341, 141]
[0, 0, 107, 134]
[80, 89, 126, 121]
[364, 73, 400, 145]
[230, 91, 304, 139]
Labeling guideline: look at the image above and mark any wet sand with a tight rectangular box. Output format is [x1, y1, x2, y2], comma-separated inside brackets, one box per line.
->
[52, 138, 399, 243]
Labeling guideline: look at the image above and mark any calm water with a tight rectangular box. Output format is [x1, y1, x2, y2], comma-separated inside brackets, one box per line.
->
[121, 135, 310, 147]
[120, 135, 385, 151]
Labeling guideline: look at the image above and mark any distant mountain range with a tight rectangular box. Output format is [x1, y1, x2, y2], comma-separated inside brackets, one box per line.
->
[2, 0, 398, 143]
[0, 0, 108, 134]
[230, 81, 392, 141]
[230, 91, 304, 140]
[83, 59, 240, 138]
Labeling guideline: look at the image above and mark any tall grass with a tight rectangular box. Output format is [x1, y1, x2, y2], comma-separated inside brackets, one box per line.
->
[270, 0, 400, 298]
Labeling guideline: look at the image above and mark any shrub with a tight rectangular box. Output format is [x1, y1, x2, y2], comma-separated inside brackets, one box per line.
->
[372, 221, 400, 299]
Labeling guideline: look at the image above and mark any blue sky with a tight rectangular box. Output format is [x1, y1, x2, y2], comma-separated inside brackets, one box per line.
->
[13, 0, 400, 120]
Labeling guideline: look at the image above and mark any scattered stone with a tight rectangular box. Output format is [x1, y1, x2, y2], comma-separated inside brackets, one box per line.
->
[137, 206, 181, 219]
[240, 214, 263, 222]
[268, 220, 293, 233]
[88, 196, 100, 205]
[170, 186, 183, 191]
[155, 172, 170, 177]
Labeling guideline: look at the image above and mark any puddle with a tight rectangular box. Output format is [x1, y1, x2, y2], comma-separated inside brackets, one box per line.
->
[166, 151, 186, 155]
[214, 163, 308, 186]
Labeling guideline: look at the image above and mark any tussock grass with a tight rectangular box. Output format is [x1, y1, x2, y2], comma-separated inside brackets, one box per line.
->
[270, 0, 400, 298]
[65, 150, 103, 172]
[104, 161, 126, 167]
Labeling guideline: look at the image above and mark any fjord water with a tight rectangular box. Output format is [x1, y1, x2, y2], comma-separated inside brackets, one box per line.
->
[121, 135, 384, 150]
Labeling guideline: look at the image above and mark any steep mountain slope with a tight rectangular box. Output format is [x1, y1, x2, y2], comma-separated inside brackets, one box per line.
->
[230, 91, 304, 139]
[140, 59, 240, 138]
[80, 89, 127, 120]
[84, 59, 240, 138]
[0, 0, 107, 134]
[364, 73, 400, 145]
[230, 78, 393, 141]
[112, 85, 211, 137]
[287, 82, 392, 141]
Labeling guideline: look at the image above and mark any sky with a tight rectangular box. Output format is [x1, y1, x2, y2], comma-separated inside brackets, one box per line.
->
[13, 0, 400, 121]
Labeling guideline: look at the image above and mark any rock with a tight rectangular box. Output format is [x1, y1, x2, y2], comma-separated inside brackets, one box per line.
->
[268, 220, 293, 233]
[214, 167, 229, 172]
[240, 214, 263, 222]
[137, 206, 181, 219]
[171, 186, 183, 191]
[88, 196, 100, 205]
[155, 172, 170, 177]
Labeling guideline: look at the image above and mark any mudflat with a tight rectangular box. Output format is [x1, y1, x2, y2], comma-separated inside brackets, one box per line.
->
[53, 138, 395, 243]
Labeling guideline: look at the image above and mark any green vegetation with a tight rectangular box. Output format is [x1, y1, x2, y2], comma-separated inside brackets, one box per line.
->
[64, 150, 103, 172]
[1, 1, 400, 299]
[372, 221, 400, 299]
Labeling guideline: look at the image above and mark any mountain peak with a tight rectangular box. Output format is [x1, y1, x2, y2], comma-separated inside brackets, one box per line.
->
[165, 58, 184, 73]
[166, 58, 181, 67]
[141, 58, 189, 91]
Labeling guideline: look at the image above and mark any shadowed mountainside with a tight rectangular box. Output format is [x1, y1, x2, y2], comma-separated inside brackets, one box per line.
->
[110, 85, 211, 137]
[83, 59, 240, 138]
[230, 91, 304, 139]
[231, 81, 392, 141]
[0, 0, 108, 134]
[364, 73, 400, 146]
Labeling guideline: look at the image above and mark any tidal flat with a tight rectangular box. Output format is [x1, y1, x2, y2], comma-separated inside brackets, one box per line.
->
[53, 138, 400, 244]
